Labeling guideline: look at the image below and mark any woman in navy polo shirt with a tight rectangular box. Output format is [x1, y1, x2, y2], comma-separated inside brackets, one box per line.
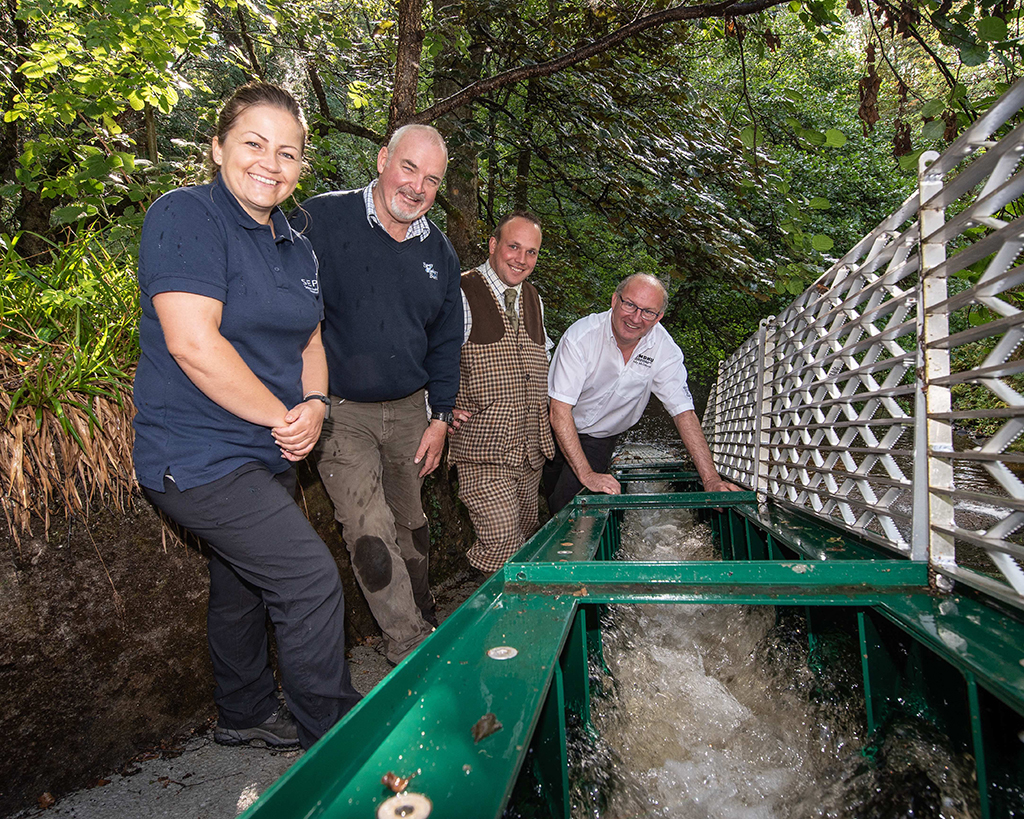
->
[133, 83, 360, 750]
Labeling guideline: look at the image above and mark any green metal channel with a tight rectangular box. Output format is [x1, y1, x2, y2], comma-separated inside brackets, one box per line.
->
[243, 467, 1024, 819]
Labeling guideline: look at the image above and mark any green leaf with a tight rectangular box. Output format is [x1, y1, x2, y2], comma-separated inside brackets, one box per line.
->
[801, 128, 826, 146]
[115, 152, 136, 172]
[52, 205, 90, 224]
[922, 120, 946, 141]
[921, 98, 946, 118]
[809, 196, 831, 210]
[968, 307, 994, 326]
[977, 16, 1008, 41]
[959, 41, 990, 66]
[898, 149, 926, 172]
[824, 128, 847, 147]
[739, 126, 757, 149]
[811, 234, 834, 251]
[126, 90, 146, 111]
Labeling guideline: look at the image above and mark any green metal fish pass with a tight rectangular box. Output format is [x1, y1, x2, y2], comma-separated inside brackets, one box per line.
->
[241, 475, 1024, 818]
[242, 78, 1024, 818]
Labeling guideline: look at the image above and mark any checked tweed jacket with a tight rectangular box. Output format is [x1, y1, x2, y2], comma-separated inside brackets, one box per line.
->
[450, 269, 555, 469]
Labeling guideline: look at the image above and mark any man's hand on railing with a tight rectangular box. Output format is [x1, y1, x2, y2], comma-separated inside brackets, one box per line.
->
[582, 470, 621, 496]
[703, 478, 743, 493]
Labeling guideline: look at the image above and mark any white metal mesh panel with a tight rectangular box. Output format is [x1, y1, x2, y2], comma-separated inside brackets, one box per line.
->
[710, 78, 1024, 607]
[919, 89, 1024, 603]
[764, 213, 920, 553]
[710, 331, 761, 489]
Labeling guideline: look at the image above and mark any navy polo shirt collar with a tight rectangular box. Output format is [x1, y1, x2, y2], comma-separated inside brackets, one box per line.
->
[211, 175, 297, 244]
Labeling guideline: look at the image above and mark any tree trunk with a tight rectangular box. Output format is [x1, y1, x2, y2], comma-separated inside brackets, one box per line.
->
[389, 0, 426, 133]
[512, 81, 539, 209]
[13, 186, 54, 263]
[144, 103, 159, 164]
[431, 0, 486, 265]
[0, 0, 26, 184]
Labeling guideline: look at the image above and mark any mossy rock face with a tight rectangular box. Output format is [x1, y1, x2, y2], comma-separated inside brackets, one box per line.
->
[0, 463, 472, 815]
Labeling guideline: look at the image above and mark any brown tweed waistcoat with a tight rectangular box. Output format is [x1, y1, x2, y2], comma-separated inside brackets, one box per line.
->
[450, 269, 555, 469]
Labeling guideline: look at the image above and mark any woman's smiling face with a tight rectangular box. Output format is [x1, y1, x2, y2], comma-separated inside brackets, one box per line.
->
[211, 104, 304, 224]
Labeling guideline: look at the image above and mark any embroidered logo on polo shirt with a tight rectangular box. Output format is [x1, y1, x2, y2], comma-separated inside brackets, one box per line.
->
[633, 353, 654, 368]
[301, 278, 320, 295]
[424, 262, 438, 280]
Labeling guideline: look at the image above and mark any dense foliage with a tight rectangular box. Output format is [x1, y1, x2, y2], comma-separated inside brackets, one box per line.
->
[1, 0, 1020, 527]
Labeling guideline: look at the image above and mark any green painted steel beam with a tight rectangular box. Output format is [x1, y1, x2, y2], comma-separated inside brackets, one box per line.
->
[614, 470, 701, 483]
[502, 560, 928, 605]
[504, 560, 928, 587]
[875, 593, 1024, 717]
[502, 587, 919, 605]
[613, 461, 692, 473]
[734, 501, 890, 561]
[569, 490, 757, 510]
[513, 508, 609, 564]
[242, 582, 579, 819]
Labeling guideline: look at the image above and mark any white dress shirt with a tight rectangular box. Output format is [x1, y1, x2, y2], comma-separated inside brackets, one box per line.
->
[548, 309, 694, 438]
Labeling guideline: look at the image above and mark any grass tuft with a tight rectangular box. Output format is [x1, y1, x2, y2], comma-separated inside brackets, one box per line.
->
[1, 227, 139, 546]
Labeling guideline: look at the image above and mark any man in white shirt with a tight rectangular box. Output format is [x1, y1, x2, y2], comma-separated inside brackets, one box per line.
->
[545, 273, 741, 513]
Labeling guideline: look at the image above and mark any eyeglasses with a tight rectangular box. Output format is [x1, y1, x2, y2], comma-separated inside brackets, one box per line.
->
[617, 295, 661, 321]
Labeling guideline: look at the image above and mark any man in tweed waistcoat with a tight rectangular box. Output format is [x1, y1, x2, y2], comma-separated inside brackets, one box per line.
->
[449, 212, 554, 574]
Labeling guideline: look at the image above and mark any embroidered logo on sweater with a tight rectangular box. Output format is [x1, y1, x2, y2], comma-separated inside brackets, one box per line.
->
[424, 262, 438, 280]
[301, 277, 320, 295]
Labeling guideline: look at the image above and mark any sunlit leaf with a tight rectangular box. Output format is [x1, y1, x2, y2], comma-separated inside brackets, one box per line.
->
[824, 128, 846, 147]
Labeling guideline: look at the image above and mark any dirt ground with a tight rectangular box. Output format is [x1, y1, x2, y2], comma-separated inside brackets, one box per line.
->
[0, 462, 473, 816]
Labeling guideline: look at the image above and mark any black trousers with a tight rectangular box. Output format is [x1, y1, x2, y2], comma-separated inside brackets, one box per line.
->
[143, 462, 361, 749]
[542, 433, 621, 514]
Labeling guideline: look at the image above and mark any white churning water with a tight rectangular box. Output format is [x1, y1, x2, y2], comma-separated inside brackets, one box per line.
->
[569, 475, 978, 819]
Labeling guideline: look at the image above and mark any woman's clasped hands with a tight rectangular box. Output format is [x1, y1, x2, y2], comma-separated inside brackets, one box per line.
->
[272, 399, 326, 461]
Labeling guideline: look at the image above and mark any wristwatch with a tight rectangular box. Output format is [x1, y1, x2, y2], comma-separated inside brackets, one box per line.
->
[430, 410, 454, 426]
[304, 392, 331, 420]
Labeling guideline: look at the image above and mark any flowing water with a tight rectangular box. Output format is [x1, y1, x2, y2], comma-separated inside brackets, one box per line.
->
[569, 497, 979, 818]
[554, 413, 983, 818]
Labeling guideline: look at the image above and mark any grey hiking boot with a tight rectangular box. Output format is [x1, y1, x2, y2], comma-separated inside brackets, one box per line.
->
[214, 704, 300, 747]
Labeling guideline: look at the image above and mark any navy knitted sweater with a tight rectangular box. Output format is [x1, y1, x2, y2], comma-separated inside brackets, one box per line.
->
[293, 188, 463, 411]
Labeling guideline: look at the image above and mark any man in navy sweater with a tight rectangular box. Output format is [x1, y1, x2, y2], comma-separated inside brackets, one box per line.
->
[293, 125, 462, 665]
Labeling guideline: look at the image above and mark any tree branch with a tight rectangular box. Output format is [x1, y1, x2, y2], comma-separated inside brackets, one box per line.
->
[870, 0, 976, 119]
[413, 0, 790, 123]
[301, 59, 383, 144]
[235, 6, 264, 80]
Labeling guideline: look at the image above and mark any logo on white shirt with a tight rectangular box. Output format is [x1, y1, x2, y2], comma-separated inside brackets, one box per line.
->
[301, 278, 320, 295]
[633, 352, 654, 368]
[424, 262, 438, 280]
